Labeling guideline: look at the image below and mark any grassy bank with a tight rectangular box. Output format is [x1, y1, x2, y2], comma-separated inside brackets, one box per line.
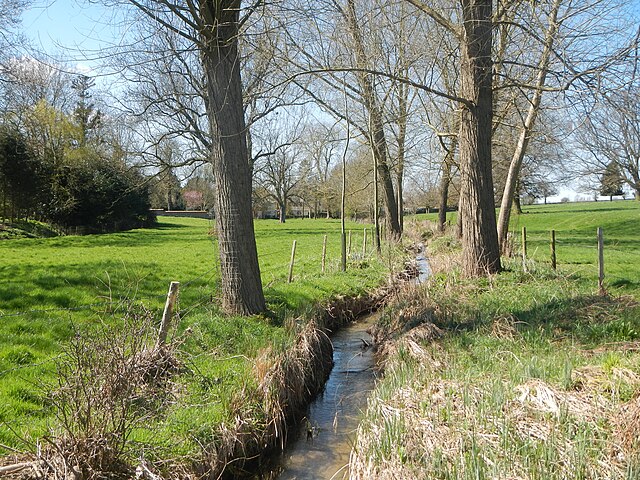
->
[352, 201, 640, 479]
[0, 217, 388, 460]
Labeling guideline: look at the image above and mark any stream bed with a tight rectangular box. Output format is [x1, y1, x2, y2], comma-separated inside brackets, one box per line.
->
[258, 313, 378, 480]
[256, 254, 430, 479]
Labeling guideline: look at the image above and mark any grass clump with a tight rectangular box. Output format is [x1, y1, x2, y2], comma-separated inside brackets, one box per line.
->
[352, 204, 640, 480]
[354, 273, 640, 479]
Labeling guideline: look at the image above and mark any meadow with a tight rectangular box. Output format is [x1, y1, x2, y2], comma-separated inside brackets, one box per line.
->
[352, 200, 640, 479]
[0, 216, 387, 451]
[424, 200, 640, 294]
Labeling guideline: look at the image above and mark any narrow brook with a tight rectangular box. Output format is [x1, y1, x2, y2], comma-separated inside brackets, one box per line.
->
[258, 313, 379, 480]
[256, 255, 430, 480]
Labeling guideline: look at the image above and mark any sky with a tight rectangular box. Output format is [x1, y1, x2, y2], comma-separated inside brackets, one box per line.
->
[21, 0, 122, 73]
[18, 0, 637, 203]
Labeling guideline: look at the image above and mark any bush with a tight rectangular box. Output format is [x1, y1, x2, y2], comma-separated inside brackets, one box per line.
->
[47, 159, 155, 233]
[44, 307, 180, 477]
[0, 127, 49, 221]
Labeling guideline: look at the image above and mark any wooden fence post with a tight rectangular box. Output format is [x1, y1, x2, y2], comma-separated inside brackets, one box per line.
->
[157, 281, 180, 347]
[550, 230, 557, 270]
[288, 240, 297, 283]
[362, 228, 368, 256]
[598, 227, 605, 294]
[522, 226, 527, 271]
[347, 230, 352, 256]
[321, 235, 327, 274]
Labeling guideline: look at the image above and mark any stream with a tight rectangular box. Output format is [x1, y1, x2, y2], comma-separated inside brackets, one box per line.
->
[257, 253, 431, 480]
[258, 313, 378, 480]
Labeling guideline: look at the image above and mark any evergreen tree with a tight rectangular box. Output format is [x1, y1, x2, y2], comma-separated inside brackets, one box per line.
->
[600, 161, 624, 201]
[71, 75, 102, 146]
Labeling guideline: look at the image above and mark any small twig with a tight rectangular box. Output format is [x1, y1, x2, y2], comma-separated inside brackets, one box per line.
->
[0, 462, 33, 475]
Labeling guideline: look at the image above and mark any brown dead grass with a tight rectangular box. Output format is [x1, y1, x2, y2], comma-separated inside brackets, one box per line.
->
[351, 323, 639, 480]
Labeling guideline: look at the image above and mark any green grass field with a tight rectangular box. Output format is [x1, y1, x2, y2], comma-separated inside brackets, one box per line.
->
[415, 200, 640, 295]
[0, 217, 386, 452]
[353, 201, 640, 479]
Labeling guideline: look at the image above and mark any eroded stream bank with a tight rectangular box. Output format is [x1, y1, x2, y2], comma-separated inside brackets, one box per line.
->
[256, 313, 378, 480]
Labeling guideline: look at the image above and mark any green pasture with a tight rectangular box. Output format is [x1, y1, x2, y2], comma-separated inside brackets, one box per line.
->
[416, 200, 640, 296]
[0, 217, 386, 451]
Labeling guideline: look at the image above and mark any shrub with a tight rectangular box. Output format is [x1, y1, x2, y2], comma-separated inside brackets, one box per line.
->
[47, 159, 155, 233]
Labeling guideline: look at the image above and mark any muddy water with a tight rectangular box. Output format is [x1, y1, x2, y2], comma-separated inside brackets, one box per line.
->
[261, 314, 378, 480]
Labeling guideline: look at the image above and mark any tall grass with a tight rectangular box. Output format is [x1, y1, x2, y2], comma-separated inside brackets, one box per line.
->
[353, 202, 640, 480]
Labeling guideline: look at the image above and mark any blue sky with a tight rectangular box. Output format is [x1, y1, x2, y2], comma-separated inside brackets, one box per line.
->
[21, 0, 120, 70]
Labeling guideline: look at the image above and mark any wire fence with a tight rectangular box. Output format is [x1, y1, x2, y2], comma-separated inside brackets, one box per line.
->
[511, 225, 640, 291]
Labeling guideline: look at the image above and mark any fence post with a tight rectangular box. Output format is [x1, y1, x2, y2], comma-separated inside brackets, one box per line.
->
[157, 281, 180, 347]
[598, 227, 605, 294]
[288, 240, 297, 283]
[348, 230, 352, 256]
[321, 234, 327, 274]
[550, 229, 556, 270]
[522, 226, 527, 271]
[362, 228, 368, 256]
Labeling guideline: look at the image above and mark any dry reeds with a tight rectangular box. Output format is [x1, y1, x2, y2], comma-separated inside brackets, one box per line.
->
[193, 319, 334, 479]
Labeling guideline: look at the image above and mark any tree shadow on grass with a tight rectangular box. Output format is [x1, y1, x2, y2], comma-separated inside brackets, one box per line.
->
[512, 294, 640, 346]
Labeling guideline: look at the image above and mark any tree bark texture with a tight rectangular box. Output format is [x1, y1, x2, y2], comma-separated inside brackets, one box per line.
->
[496, 0, 561, 250]
[458, 0, 501, 276]
[438, 158, 452, 232]
[344, 0, 402, 238]
[201, 1, 266, 315]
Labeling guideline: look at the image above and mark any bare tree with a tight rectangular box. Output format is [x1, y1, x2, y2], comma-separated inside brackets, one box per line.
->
[579, 83, 640, 200]
[253, 113, 308, 223]
[275, 0, 431, 239]
[119, 1, 266, 314]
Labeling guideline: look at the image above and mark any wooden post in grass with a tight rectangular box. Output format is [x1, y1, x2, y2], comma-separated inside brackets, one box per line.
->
[522, 226, 528, 271]
[347, 230, 352, 256]
[598, 227, 605, 294]
[157, 281, 179, 347]
[362, 227, 368, 256]
[288, 240, 297, 283]
[550, 230, 557, 270]
[321, 235, 327, 274]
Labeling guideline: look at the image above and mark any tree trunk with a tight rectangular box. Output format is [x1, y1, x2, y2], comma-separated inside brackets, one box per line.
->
[201, 3, 265, 315]
[513, 195, 523, 214]
[456, 196, 463, 239]
[344, 0, 401, 238]
[458, 0, 501, 276]
[438, 142, 456, 232]
[438, 166, 451, 232]
[396, 78, 408, 235]
[278, 198, 286, 223]
[396, 168, 404, 234]
[496, 0, 560, 250]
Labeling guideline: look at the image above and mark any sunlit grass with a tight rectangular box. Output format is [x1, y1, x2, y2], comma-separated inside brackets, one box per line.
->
[410, 200, 640, 296]
[0, 216, 387, 450]
[354, 201, 640, 479]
